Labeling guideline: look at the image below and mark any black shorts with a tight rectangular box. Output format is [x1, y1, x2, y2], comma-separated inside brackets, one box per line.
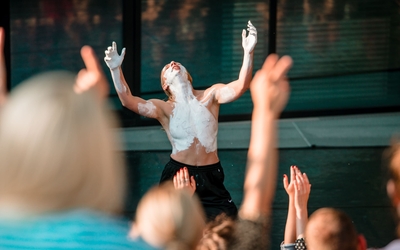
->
[160, 158, 238, 221]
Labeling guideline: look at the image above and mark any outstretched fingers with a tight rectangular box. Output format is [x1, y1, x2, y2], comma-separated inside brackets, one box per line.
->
[269, 55, 293, 83]
[247, 20, 257, 35]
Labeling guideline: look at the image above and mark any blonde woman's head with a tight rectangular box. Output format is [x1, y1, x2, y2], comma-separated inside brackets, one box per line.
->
[0, 71, 125, 215]
[133, 181, 205, 250]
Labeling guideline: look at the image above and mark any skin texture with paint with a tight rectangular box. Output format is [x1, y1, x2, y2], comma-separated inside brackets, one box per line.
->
[104, 21, 257, 166]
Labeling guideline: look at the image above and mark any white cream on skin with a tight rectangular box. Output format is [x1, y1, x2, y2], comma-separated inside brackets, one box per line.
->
[217, 86, 236, 103]
[138, 101, 156, 117]
[162, 63, 217, 154]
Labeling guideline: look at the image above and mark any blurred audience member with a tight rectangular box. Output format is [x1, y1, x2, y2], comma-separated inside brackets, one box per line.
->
[131, 181, 206, 250]
[0, 45, 153, 250]
[305, 207, 367, 250]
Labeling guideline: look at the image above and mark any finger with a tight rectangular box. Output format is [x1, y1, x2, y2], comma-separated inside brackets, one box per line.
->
[290, 166, 295, 184]
[184, 167, 189, 180]
[294, 175, 299, 191]
[190, 176, 196, 187]
[173, 175, 178, 188]
[176, 169, 182, 184]
[180, 168, 186, 185]
[269, 55, 293, 83]
[80, 45, 102, 73]
[303, 172, 310, 185]
[251, 54, 278, 86]
[303, 173, 311, 192]
[262, 53, 279, 73]
[0, 27, 4, 52]
[112, 41, 117, 51]
[283, 174, 288, 189]
[121, 47, 126, 57]
[297, 172, 305, 188]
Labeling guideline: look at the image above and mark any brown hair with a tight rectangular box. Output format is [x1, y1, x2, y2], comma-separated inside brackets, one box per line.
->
[305, 208, 358, 250]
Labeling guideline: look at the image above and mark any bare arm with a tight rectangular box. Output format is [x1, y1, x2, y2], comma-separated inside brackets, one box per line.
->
[294, 167, 310, 239]
[0, 27, 8, 106]
[104, 42, 165, 119]
[283, 166, 297, 244]
[239, 53, 293, 220]
[212, 21, 257, 104]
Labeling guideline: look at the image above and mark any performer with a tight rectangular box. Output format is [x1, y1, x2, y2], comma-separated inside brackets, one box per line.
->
[104, 21, 257, 220]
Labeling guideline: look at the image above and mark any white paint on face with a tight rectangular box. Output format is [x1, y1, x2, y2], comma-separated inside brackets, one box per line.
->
[162, 62, 190, 96]
[138, 101, 156, 117]
[217, 86, 236, 103]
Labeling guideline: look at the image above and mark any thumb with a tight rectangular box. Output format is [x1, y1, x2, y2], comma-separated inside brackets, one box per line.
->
[242, 29, 246, 40]
[283, 174, 288, 189]
[121, 48, 126, 57]
[190, 176, 196, 187]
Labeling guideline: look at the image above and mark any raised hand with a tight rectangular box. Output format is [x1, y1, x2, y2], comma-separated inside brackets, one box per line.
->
[293, 166, 311, 239]
[173, 167, 196, 196]
[250, 53, 292, 117]
[283, 166, 297, 198]
[242, 20, 257, 53]
[294, 167, 311, 212]
[104, 41, 126, 70]
[74, 45, 109, 99]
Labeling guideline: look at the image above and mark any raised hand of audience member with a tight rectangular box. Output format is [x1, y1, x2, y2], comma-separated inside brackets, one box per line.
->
[293, 166, 311, 241]
[282, 166, 297, 246]
[74, 45, 109, 99]
[173, 167, 196, 196]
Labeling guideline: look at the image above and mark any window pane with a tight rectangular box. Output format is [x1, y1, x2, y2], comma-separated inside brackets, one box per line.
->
[277, 0, 400, 112]
[10, 0, 122, 90]
[140, 0, 269, 116]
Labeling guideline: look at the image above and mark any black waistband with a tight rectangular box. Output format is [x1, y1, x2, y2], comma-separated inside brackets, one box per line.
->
[168, 157, 222, 171]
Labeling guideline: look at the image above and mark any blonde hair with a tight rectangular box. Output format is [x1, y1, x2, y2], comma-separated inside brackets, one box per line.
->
[0, 71, 125, 214]
[135, 181, 206, 250]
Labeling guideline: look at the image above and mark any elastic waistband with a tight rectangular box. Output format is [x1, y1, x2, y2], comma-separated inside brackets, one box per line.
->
[169, 157, 222, 171]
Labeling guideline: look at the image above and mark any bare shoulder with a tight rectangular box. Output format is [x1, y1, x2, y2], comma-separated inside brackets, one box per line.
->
[197, 84, 225, 103]
[140, 98, 173, 120]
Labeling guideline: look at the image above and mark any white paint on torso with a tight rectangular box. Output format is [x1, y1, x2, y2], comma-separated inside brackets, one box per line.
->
[138, 101, 156, 117]
[163, 64, 218, 154]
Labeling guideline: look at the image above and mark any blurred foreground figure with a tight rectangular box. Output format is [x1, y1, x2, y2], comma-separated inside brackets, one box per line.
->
[0, 70, 153, 249]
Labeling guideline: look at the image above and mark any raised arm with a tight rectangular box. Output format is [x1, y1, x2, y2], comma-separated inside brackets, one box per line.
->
[74, 45, 109, 99]
[211, 21, 257, 104]
[0, 27, 8, 106]
[239, 53, 292, 220]
[104, 41, 165, 119]
[282, 166, 297, 246]
[293, 167, 310, 240]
